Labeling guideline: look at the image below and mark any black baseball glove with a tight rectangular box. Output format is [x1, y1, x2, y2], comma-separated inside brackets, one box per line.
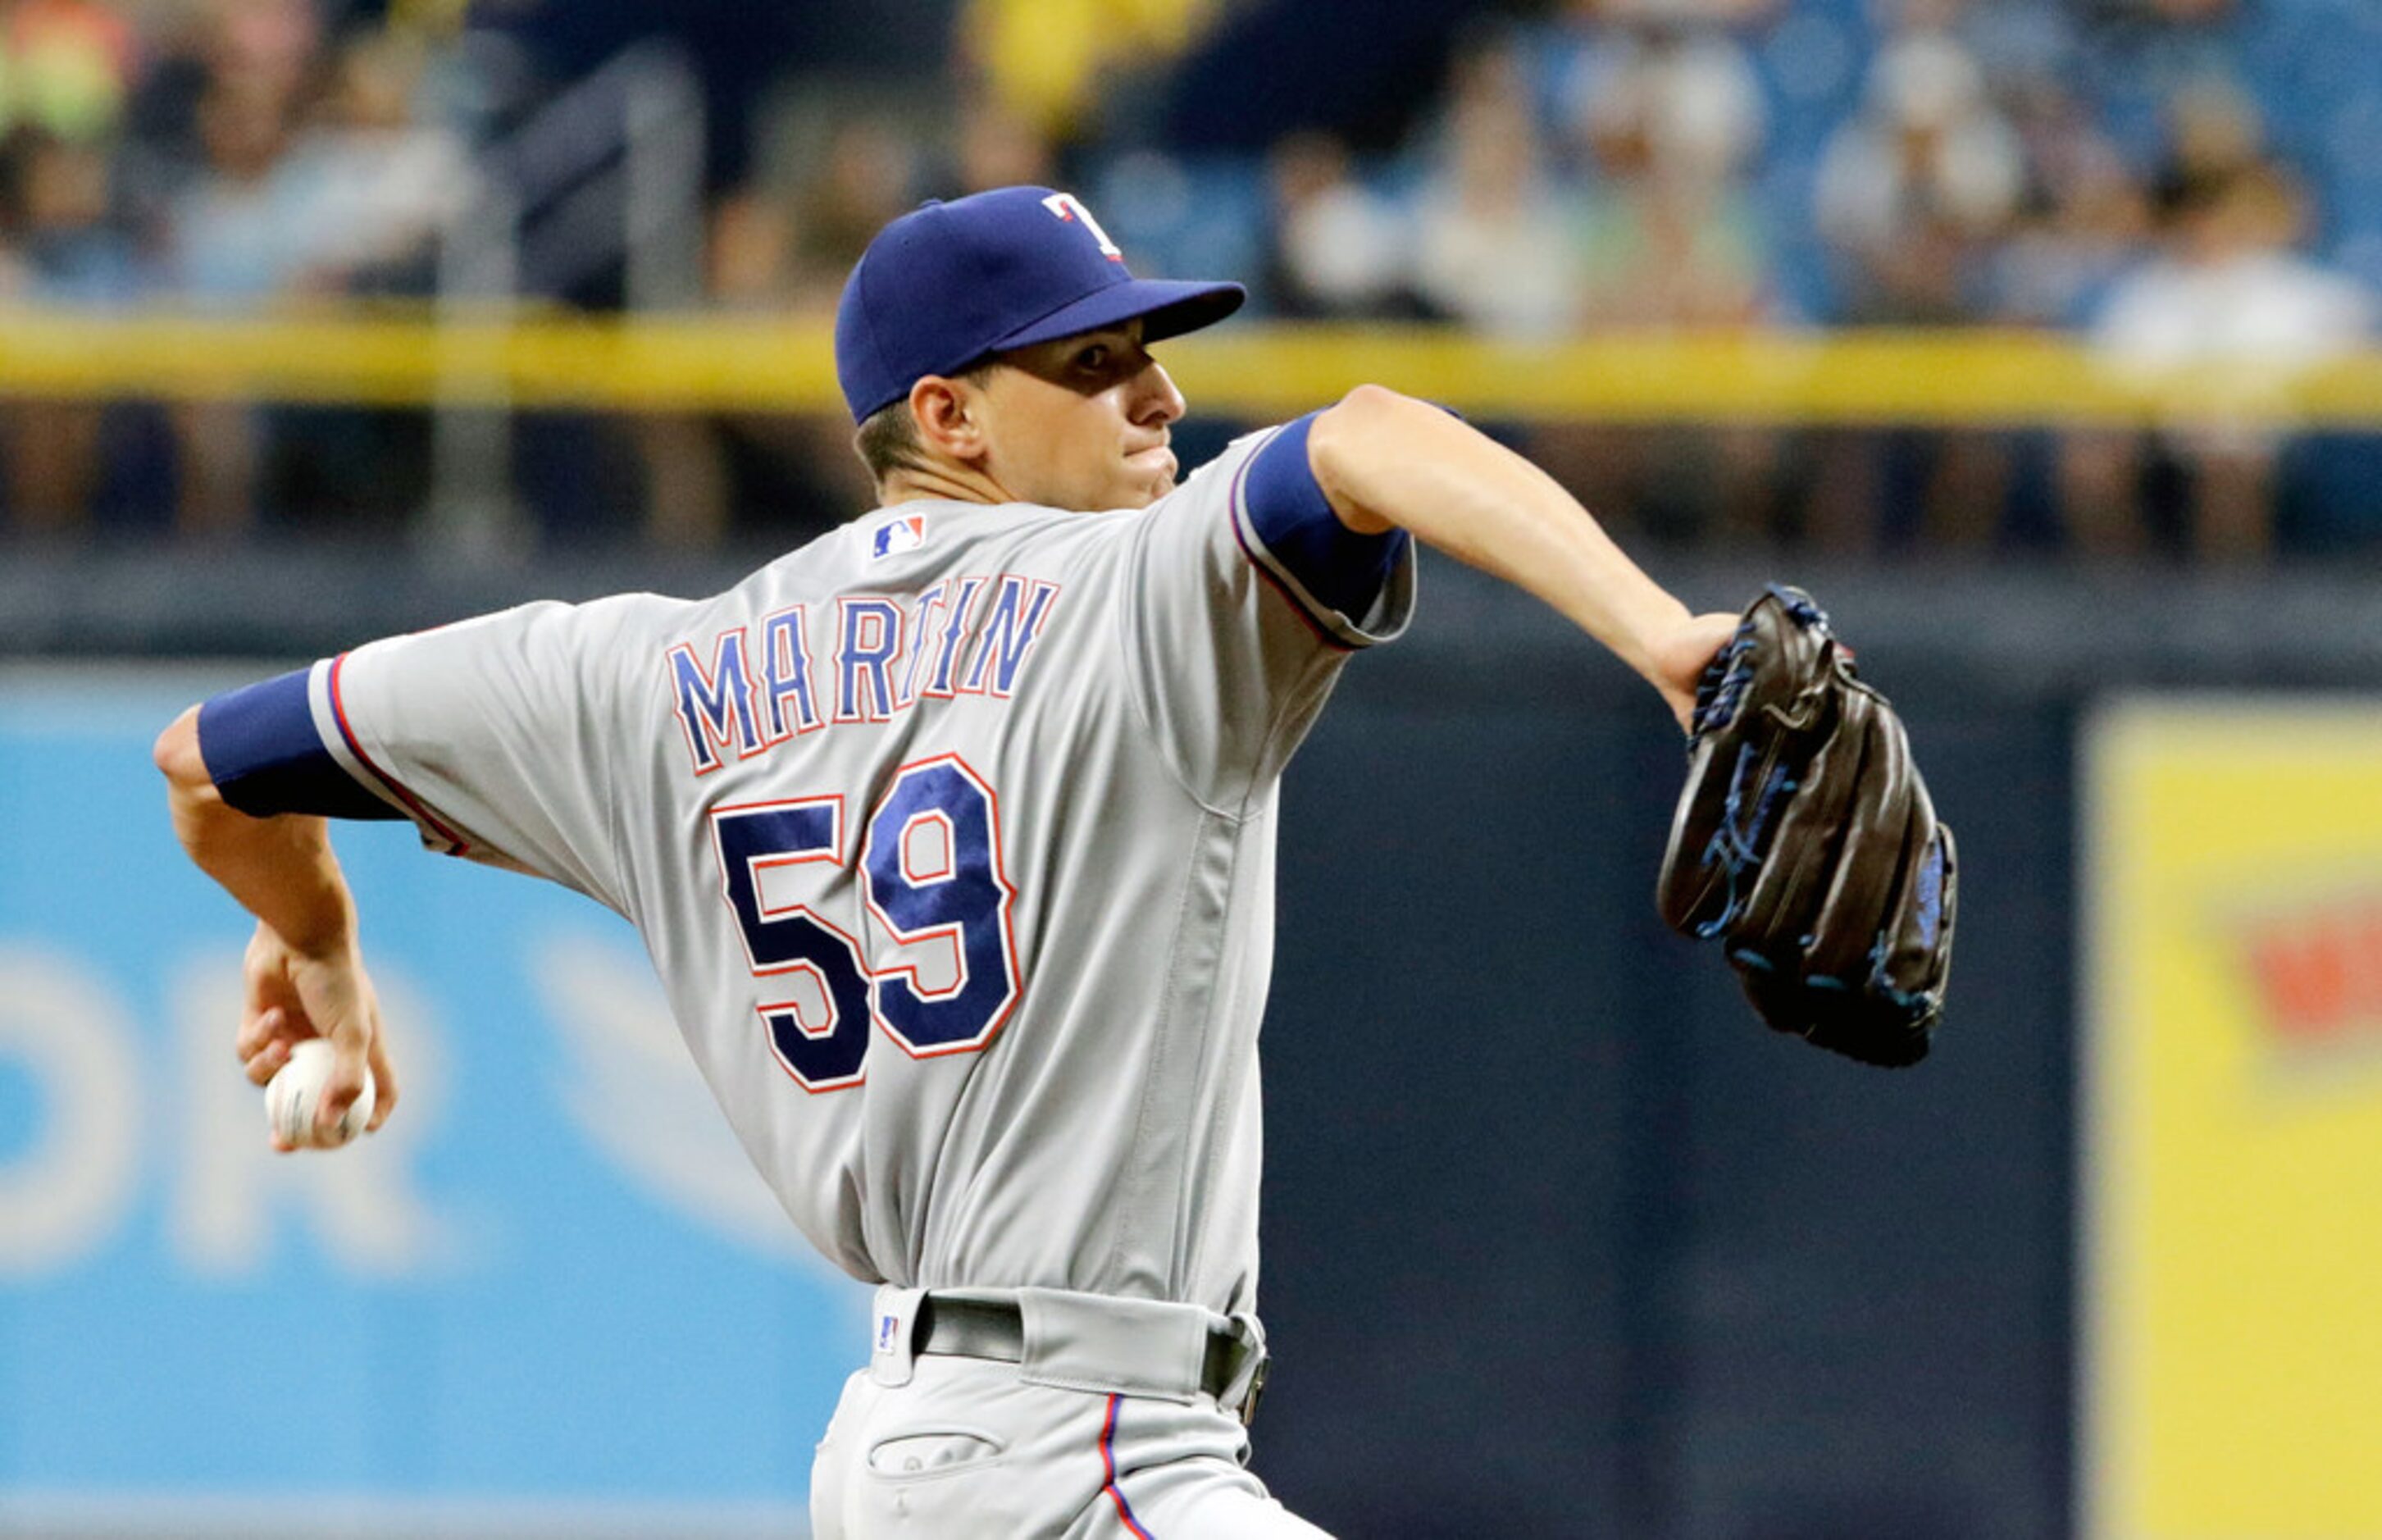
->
[1656, 586, 1956, 1067]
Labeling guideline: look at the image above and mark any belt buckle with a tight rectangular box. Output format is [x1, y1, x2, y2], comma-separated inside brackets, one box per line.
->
[1237, 1351, 1270, 1428]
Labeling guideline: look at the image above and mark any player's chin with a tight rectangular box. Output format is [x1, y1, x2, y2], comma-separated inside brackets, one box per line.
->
[1123, 452, 1177, 505]
[1105, 475, 1174, 509]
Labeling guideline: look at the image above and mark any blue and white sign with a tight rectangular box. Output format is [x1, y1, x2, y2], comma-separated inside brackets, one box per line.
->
[0, 669, 858, 1536]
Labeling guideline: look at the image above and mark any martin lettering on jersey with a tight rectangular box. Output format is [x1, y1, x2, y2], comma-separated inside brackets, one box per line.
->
[667, 572, 1062, 776]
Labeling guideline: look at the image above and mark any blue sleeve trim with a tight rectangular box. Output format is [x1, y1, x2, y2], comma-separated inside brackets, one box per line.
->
[198, 668, 404, 822]
[1242, 414, 1410, 622]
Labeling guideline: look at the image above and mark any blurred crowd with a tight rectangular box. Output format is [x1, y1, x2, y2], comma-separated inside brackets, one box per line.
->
[2, 0, 2378, 561]
[0, 0, 466, 539]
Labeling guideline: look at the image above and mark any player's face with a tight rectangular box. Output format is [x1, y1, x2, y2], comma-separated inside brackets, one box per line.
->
[976, 321, 1187, 511]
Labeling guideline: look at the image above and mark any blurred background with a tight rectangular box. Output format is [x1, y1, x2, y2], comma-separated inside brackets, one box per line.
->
[3, 0, 2380, 1536]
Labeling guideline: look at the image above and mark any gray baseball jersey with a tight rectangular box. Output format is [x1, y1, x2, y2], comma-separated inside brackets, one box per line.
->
[199, 424, 1414, 1319]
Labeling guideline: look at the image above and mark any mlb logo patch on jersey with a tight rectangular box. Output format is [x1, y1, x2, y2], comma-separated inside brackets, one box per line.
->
[872, 513, 927, 559]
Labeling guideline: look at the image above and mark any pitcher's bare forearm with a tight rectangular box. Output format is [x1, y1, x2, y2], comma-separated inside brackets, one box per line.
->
[1305, 385, 1701, 695]
[156, 704, 393, 1139]
[154, 706, 357, 957]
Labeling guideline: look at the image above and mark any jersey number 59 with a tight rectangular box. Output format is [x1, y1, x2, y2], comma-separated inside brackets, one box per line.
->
[709, 754, 1021, 1091]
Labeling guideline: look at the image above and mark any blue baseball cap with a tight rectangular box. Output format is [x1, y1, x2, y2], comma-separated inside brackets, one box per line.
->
[834, 185, 1246, 423]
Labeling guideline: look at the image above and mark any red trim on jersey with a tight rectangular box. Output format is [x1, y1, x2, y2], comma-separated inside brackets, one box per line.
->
[326, 653, 473, 855]
[1100, 1394, 1158, 1539]
[1226, 438, 1359, 654]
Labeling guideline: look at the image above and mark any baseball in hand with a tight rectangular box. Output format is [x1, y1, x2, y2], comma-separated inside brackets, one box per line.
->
[265, 1039, 376, 1150]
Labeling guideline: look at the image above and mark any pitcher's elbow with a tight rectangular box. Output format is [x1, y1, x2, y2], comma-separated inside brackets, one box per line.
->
[1310, 383, 1406, 454]
[153, 705, 207, 789]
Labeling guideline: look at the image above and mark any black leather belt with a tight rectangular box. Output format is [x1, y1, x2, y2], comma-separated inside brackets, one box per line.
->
[912, 1295, 1269, 1426]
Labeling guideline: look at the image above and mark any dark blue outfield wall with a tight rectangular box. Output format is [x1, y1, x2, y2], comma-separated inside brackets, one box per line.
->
[1253, 569, 2077, 1540]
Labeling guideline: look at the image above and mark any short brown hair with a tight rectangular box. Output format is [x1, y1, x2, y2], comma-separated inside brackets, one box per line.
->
[852, 362, 997, 486]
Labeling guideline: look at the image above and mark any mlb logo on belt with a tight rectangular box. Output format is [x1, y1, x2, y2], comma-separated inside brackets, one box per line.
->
[872, 514, 927, 559]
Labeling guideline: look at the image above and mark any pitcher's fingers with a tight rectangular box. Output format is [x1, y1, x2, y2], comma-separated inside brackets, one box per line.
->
[364, 1032, 399, 1132]
[236, 1005, 287, 1062]
[314, 1033, 372, 1140]
[244, 1036, 294, 1086]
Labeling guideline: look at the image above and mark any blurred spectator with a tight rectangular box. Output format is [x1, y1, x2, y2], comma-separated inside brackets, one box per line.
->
[0, 0, 138, 143]
[1530, 18, 1781, 547]
[2150, 74, 2261, 200]
[166, 74, 299, 305]
[960, 0, 1223, 142]
[206, 0, 321, 101]
[154, 8, 469, 540]
[1815, 28, 2021, 322]
[1410, 38, 1584, 335]
[1888, 0, 2078, 100]
[1991, 137, 2143, 335]
[624, 83, 934, 551]
[158, 17, 458, 304]
[616, 181, 841, 554]
[1552, 10, 1767, 189]
[272, 28, 469, 296]
[159, 69, 297, 536]
[708, 185, 794, 308]
[2129, 0, 2234, 18]
[0, 126, 139, 535]
[117, 0, 321, 178]
[251, 28, 462, 540]
[1568, 32, 1768, 328]
[786, 113, 920, 309]
[1261, 130, 1420, 320]
[1809, 23, 2023, 552]
[1991, 86, 2148, 328]
[1567, 0, 1779, 28]
[2084, 0, 2243, 79]
[0, 124, 136, 302]
[2062, 162, 2375, 562]
[952, 88, 1055, 195]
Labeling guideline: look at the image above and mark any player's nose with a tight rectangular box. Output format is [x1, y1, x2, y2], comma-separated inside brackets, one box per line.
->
[1130, 360, 1186, 427]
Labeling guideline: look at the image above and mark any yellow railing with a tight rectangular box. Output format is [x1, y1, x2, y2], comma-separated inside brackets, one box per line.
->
[4, 309, 2381, 426]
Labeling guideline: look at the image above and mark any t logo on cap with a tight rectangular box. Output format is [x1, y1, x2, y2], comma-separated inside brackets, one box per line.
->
[1041, 192, 1123, 262]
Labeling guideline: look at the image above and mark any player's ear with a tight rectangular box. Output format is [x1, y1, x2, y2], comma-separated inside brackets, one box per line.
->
[909, 374, 989, 464]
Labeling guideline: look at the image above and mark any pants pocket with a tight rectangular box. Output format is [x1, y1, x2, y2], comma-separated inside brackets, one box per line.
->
[854, 1423, 1033, 1536]
[867, 1429, 1005, 1477]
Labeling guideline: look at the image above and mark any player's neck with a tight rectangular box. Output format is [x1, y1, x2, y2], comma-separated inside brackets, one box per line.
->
[877, 460, 1012, 509]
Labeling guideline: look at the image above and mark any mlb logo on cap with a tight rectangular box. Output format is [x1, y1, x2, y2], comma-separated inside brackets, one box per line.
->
[872, 513, 927, 559]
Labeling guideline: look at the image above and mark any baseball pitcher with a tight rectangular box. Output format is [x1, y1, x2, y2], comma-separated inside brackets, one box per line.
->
[157, 186, 1739, 1538]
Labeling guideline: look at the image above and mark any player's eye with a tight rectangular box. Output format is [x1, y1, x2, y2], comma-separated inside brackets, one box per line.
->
[1075, 344, 1110, 371]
